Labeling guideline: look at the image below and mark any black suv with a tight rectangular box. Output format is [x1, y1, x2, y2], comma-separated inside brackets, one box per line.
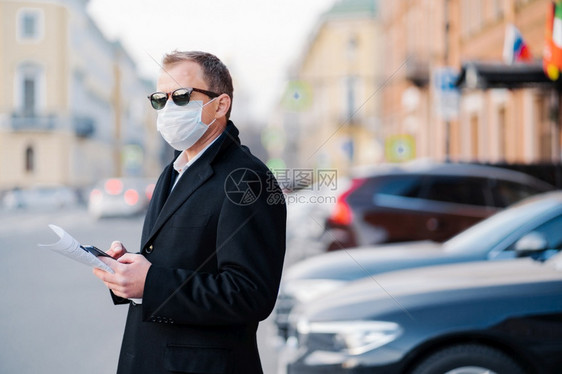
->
[324, 162, 554, 250]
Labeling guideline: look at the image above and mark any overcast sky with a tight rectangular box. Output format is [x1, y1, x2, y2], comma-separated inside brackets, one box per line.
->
[87, 0, 335, 120]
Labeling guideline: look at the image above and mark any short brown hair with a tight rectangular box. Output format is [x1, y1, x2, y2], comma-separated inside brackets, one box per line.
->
[163, 51, 234, 119]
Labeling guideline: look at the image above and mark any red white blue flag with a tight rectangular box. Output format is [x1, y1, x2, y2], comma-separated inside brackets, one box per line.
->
[503, 24, 533, 64]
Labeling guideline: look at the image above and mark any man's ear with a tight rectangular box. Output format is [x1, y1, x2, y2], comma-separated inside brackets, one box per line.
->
[215, 94, 231, 118]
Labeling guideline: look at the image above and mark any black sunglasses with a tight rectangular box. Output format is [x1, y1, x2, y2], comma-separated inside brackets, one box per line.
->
[147, 87, 220, 110]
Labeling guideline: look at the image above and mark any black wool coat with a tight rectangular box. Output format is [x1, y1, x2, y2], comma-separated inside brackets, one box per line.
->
[113, 121, 286, 374]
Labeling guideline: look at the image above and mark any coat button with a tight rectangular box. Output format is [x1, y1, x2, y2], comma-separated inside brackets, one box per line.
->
[146, 244, 154, 254]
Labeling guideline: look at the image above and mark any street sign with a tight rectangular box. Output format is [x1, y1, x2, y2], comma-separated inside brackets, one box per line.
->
[433, 67, 460, 121]
[385, 134, 416, 162]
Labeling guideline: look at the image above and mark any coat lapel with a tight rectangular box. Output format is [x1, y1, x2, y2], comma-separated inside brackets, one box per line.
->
[142, 122, 241, 249]
[145, 161, 213, 245]
[141, 162, 175, 244]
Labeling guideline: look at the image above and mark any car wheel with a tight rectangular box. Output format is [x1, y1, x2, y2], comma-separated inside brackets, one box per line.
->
[411, 344, 525, 374]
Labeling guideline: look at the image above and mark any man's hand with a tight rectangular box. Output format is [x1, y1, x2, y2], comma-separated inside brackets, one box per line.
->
[106, 241, 127, 259]
[92, 242, 151, 299]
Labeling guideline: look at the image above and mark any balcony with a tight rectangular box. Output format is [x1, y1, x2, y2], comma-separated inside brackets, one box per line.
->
[6, 113, 96, 138]
[10, 113, 56, 131]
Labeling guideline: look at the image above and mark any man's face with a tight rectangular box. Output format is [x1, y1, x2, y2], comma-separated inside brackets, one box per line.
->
[156, 60, 216, 125]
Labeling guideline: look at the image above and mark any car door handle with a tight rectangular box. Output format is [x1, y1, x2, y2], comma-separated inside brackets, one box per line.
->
[426, 217, 441, 231]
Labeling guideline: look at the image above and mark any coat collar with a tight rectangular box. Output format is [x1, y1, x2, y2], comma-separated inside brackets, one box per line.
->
[143, 121, 240, 248]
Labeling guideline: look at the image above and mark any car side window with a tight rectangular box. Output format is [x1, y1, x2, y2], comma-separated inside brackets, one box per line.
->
[505, 214, 562, 252]
[423, 176, 489, 206]
[491, 180, 541, 208]
[373, 175, 424, 198]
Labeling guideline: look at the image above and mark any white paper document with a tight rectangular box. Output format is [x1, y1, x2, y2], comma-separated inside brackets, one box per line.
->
[39, 224, 114, 273]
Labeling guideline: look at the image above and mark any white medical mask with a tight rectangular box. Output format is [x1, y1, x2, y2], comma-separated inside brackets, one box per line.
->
[156, 99, 217, 151]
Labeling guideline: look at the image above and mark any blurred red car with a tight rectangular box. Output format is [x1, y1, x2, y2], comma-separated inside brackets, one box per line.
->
[323, 162, 554, 251]
[88, 178, 155, 219]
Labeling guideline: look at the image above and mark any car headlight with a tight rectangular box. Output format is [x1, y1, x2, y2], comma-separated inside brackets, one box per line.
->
[297, 319, 402, 355]
[282, 279, 346, 303]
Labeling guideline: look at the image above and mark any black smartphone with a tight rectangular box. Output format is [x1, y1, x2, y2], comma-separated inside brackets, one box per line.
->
[81, 245, 114, 259]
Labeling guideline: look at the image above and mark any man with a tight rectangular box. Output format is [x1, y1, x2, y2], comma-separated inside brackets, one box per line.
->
[93, 51, 286, 374]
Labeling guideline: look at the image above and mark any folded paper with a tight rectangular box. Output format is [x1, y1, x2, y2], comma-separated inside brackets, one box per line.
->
[39, 224, 114, 274]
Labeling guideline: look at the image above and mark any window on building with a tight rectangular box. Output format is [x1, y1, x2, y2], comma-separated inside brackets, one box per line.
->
[16, 63, 44, 116]
[461, 0, 485, 36]
[493, 0, 504, 19]
[23, 77, 36, 116]
[473, 0, 485, 32]
[536, 95, 552, 161]
[470, 114, 479, 159]
[346, 35, 358, 62]
[515, 0, 534, 8]
[345, 76, 357, 124]
[406, 9, 417, 55]
[540, 124, 552, 160]
[25, 145, 35, 173]
[460, 0, 470, 36]
[18, 9, 43, 41]
[497, 105, 507, 160]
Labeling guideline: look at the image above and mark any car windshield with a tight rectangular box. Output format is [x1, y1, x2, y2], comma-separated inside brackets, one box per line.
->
[444, 197, 560, 254]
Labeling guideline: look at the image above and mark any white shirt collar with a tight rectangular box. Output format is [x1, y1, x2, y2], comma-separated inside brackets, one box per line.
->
[171, 135, 221, 189]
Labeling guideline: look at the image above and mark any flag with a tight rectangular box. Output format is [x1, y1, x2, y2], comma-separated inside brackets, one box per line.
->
[503, 24, 533, 64]
[543, 1, 562, 81]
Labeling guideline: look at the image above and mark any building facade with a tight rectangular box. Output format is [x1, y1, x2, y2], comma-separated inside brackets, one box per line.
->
[380, 0, 559, 164]
[0, 0, 158, 191]
[271, 0, 382, 176]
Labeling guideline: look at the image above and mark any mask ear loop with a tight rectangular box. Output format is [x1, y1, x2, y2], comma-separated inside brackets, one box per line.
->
[202, 97, 218, 107]
[201, 97, 218, 127]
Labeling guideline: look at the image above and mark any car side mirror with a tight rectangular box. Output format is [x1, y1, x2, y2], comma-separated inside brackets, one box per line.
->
[514, 232, 549, 258]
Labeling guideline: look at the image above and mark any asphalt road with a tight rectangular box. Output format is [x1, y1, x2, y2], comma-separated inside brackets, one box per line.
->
[0, 206, 280, 373]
